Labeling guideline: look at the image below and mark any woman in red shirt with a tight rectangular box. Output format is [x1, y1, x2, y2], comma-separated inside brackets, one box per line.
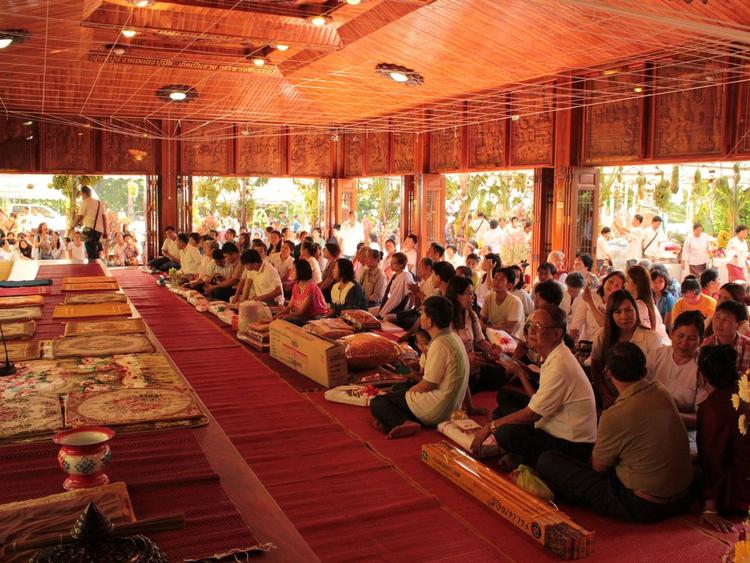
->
[275, 259, 328, 326]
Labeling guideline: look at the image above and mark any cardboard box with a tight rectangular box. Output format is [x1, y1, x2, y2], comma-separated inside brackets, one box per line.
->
[421, 442, 594, 559]
[269, 320, 348, 388]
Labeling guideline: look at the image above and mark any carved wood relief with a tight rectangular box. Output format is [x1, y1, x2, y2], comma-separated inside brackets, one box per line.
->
[344, 133, 364, 177]
[466, 99, 506, 170]
[180, 124, 232, 175]
[101, 126, 155, 174]
[42, 123, 94, 172]
[0, 119, 37, 172]
[510, 83, 554, 166]
[288, 131, 331, 177]
[653, 61, 725, 158]
[739, 76, 750, 155]
[236, 128, 283, 176]
[390, 131, 417, 174]
[365, 131, 389, 176]
[582, 73, 642, 164]
[429, 126, 462, 172]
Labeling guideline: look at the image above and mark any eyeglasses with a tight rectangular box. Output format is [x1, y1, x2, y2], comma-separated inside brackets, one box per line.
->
[525, 321, 558, 332]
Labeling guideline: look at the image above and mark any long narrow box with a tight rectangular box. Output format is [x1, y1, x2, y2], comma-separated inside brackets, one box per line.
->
[421, 442, 594, 559]
[269, 320, 348, 388]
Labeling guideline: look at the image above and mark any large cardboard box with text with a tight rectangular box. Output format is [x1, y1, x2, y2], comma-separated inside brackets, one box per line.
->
[269, 320, 348, 388]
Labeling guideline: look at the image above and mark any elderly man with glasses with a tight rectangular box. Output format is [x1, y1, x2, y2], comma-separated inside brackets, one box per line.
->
[471, 304, 597, 471]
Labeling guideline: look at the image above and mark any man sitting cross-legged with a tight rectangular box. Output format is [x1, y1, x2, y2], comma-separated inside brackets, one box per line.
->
[188, 248, 231, 292]
[205, 242, 242, 301]
[370, 296, 469, 439]
[537, 342, 693, 523]
[235, 249, 284, 306]
[471, 305, 597, 471]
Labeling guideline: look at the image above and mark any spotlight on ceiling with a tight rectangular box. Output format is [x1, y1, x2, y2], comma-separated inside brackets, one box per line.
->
[0, 29, 31, 49]
[375, 63, 424, 86]
[511, 114, 521, 122]
[633, 86, 643, 93]
[25, 135, 33, 141]
[156, 84, 198, 103]
[131, 0, 150, 6]
[345, 0, 362, 4]
[310, 15, 330, 26]
[22, 120, 33, 126]
[105, 43, 127, 56]
[252, 57, 266, 67]
[275, 44, 289, 51]
[122, 29, 137, 38]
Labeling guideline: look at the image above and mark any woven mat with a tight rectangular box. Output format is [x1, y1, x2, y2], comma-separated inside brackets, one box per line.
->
[0, 287, 51, 297]
[63, 318, 146, 337]
[62, 276, 115, 285]
[53, 303, 132, 319]
[0, 296, 44, 309]
[61, 282, 120, 292]
[63, 293, 128, 305]
[51, 334, 153, 358]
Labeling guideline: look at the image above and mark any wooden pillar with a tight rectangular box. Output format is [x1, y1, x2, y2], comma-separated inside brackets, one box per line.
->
[400, 175, 416, 245]
[176, 175, 192, 233]
[415, 173, 446, 260]
[157, 120, 179, 246]
[532, 168, 555, 276]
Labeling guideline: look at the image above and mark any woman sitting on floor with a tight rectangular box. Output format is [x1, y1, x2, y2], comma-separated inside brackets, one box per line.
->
[328, 258, 366, 317]
[704, 282, 749, 337]
[590, 289, 662, 407]
[648, 311, 707, 430]
[274, 258, 328, 326]
[626, 265, 670, 345]
[696, 345, 750, 532]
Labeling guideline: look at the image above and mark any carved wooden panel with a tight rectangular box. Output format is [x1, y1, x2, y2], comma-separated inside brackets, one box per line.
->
[653, 61, 725, 158]
[582, 73, 643, 164]
[510, 83, 555, 166]
[0, 119, 37, 172]
[739, 75, 750, 156]
[390, 132, 417, 174]
[365, 131, 389, 176]
[466, 99, 506, 169]
[344, 132, 364, 177]
[236, 128, 283, 176]
[288, 131, 331, 177]
[42, 123, 94, 172]
[101, 125, 155, 174]
[180, 124, 233, 175]
[430, 126, 463, 172]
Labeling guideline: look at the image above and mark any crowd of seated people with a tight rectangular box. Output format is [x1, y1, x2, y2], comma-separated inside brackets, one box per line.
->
[146, 218, 750, 532]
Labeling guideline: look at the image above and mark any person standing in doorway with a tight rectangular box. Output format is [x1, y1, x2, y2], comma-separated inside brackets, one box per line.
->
[682, 222, 711, 278]
[73, 185, 108, 261]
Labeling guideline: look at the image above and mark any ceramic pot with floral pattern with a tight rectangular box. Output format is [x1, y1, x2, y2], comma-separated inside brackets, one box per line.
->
[52, 426, 114, 490]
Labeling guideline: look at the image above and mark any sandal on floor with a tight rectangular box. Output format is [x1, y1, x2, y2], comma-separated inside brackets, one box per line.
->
[386, 420, 421, 440]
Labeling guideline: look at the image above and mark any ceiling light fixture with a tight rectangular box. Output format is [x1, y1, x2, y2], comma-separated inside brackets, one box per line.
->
[0, 29, 31, 49]
[633, 86, 643, 93]
[132, 0, 150, 6]
[25, 135, 33, 141]
[22, 120, 33, 126]
[602, 69, 618, 76]
[511, 114, 521, 122]
[275, 44, 289, 51]
[375, 63, 424, 86]
[122, 29, 137, 38]
[310, 15, 329, 26]
[105, 43, 127, 55]
[252, 57, 266, 67]
[156, 84, 198, 103]
[345, 0, 362, 4]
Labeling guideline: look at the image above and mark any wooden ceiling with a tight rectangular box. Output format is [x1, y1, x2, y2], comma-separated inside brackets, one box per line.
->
[2, 0, 750, 136]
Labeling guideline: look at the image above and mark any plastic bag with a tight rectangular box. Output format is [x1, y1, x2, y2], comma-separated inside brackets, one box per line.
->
[511, 464, 555, 502]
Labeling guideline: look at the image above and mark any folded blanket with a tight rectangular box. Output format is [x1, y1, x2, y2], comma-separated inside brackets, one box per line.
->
[0, 279, 52, 288]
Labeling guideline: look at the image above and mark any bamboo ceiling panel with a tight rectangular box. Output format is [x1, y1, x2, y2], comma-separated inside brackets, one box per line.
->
[1, 0, 750, 138]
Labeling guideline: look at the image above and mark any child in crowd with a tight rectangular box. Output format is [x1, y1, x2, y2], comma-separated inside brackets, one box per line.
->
[414, 329, 431, 377]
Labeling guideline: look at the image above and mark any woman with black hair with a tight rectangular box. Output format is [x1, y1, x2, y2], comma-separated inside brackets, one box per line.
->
[590, 289, 662, 406]
[626, 265, 670, 344]
[274, 259, 328, 326]
[697, 345, 750, 531]
[651, 268, 675, 331]
[328, 258, 366, 316]
[704, 282, 750, 337]
[571, 270, 625, 344]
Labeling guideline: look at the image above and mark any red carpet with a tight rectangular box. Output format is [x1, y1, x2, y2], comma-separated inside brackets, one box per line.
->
[115, 269, 733, 562]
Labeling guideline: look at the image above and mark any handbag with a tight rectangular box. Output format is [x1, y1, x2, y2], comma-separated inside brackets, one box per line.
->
[81, 200, 102, 242]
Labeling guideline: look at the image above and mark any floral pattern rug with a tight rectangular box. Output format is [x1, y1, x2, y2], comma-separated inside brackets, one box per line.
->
[53, 303, 132, 319]
[66, 387, 203, 426]
[0, 307, 43, 322]
[52, 334, 154, 358]
[2, 321, 36, 340]
[64, 293, 128, 305]
[4, 341, 42, 361]
[61, 282, 120, 292]
[0, 395, 63, 439]
[62, 276, 116, 285]
[63, 318, 146, 337]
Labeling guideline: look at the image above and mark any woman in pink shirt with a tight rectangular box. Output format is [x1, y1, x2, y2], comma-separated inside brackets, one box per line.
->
[275, 259, 328, 326]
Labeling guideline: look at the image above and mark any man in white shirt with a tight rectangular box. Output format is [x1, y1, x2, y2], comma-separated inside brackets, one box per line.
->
[238, 249, 284, 306]
[176, 233, 202, 276]
[615, 214, 644, 266]
[339, 211, 364, 259]
[480, 266, 525, 338]
[73, 185, 108, 260]
[471, 305, 597, 470]
[483, 219, 504, 253]
[681, 221, 711, 277]
[370, 295, 469, 439]
[359, 248, 386, 307]
[642, 216, 668, 261]
[149, 226, 180, 272]
[402, 234, 418, 274]
[269, 240, 294, 283]
[595, 226, 613, 272]
[472, 211, 489, 246]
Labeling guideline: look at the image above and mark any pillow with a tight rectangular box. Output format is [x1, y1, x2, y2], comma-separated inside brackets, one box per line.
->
[341, 309, 381, 331]
[339, 332, 401, 370]
[305, 318, 354, 339]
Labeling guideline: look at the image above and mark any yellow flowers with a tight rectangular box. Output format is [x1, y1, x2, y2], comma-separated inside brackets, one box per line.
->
[740, 374, 750, 403]
[740, 415, 748, 437]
